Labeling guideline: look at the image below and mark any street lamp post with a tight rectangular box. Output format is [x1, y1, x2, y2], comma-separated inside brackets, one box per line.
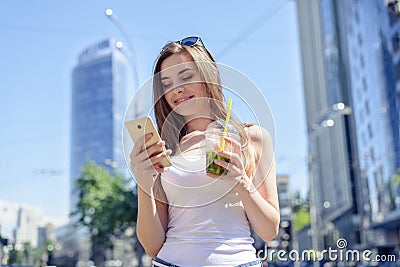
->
[105, 8, 140, 99]
[308, 154, 320, 253]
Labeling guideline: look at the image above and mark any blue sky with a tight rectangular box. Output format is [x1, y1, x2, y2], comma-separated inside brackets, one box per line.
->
[0, 0, 307, 224]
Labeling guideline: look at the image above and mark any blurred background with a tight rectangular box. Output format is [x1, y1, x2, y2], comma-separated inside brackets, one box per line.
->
[1, 0, 400, 266]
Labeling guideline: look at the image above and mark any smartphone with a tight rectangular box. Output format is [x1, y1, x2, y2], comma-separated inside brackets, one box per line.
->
[125, 116, 172, 167]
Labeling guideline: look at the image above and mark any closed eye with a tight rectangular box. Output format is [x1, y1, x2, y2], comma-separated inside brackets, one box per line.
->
[162, 83, 172, 90]
[182, 74, 193, 81]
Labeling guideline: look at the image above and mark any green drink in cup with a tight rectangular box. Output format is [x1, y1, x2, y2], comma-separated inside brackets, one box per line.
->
[205, 120, 239, 175]
[205, 99, 239, 175]
[206, 147, 228, 175]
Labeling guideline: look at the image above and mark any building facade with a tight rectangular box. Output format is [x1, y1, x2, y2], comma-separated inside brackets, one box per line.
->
[14, 205, 44, 247]
[53, 222, 91, 267]
[276, 175, 293, 250]
[368, 0, 400, 252]
[296, 0, 400, 253]
[345, 0, 400, 249]
[70, 39, 132, 211]
[0, 201, 20, 242]
[296, 0, 362, 250]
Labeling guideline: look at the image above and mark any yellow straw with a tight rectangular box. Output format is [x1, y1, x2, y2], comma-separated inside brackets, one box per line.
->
[220, 98, 233, 152]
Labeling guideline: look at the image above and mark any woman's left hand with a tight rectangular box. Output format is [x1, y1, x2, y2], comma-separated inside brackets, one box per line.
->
[208, 136, 252, 192]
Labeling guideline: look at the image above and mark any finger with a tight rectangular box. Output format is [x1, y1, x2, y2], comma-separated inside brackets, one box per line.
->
[130, 149, 149, 166]
[214, 159, 241, 176]
[152, 150, 172, 167]
[149, 149, 172, 165]
[135, 140, 165, 163]
[154, 167, 169, 174]
[224, 136, 241, 154]
[134, 160, 161, 175]
[214, 159, 230, 170]
[145, 140, 166, 158]
[131, 158, 152, 173]
[132, 133, 153, 156]
[137, 150, 172, 172]
[217, 151, 242, 167]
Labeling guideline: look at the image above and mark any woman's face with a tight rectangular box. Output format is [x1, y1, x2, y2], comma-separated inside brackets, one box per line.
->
[160, 52, 210, 117]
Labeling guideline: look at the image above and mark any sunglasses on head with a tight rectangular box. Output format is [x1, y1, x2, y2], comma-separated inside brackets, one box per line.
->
[176, 36, 205, 47]
[155, 36, 214, 69]
[160, 36, 205, 54]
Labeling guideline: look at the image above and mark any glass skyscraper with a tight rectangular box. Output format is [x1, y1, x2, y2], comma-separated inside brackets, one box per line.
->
[297, 0, 400, 252]
[297, 0, 361, 250]
[345, 0, 400, 250]
[70, 39, 132, 211]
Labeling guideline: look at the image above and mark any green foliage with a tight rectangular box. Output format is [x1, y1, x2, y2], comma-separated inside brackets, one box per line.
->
[71, 160, 137, 248]
[9, 246, 23, 264]
[388, 168, 400, 211]
[294, 209, 310, 232]
[394, 172, 400, 186]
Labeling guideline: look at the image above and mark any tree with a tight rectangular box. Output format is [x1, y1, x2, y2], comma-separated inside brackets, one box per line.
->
[294, 209, 310, 231]
[71, 160, 138, 267]
[292, 190, 311, 231]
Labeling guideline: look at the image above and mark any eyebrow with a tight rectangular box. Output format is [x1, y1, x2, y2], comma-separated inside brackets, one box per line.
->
[161, 68, 192, 80]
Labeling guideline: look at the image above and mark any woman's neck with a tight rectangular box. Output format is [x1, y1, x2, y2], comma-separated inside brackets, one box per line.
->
[185, 117, 213, 134]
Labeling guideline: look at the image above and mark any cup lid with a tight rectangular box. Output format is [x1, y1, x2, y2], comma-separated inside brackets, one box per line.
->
[205, 120, 239, 139]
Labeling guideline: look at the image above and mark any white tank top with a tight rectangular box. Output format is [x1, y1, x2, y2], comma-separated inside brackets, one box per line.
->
[156, 155, 258, 267]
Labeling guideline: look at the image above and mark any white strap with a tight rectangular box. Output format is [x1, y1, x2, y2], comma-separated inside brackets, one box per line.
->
[152, 259, 171, 267]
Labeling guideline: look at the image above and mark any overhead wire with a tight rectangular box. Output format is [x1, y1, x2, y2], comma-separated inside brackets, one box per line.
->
[214, 0, 289, 59]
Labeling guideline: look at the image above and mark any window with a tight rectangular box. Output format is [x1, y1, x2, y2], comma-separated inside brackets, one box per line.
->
[357, 87, 362, 102]
[361, 132, 366, 146]
[368, 124, 373, 139]
[390, 11, 397, 27]
[392, 33, 400, 53]
[365, 100, 370, 115]
[358, 109, 364, 124]
[395, 61, 400, 82]
[355, 9, 360, 24]
[360, 55, 365, 68]
[358, 32, 363, 46]
[363, 77, 368, 91]
[370, 147, 375, 161]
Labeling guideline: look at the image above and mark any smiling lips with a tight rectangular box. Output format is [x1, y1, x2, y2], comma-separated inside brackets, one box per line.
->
[174, 95, 194, 105]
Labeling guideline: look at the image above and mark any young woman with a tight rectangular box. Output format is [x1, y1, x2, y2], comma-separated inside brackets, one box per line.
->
[130, 36, 279, 267]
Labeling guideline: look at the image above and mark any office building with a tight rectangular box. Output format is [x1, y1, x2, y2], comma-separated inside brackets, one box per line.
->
[296, 0, 400, 252]
[367, 0, 400, 251]
[14, 205, 44, 247]
[70, 39, 132, 211]
[37, 223, 55, 248]
[0, 201, 19, 241]
[297, 0, 364, 249]
[53, 222, 91, 267]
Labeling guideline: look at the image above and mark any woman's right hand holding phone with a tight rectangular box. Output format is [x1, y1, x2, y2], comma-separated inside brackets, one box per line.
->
[130, 133, 172, 192]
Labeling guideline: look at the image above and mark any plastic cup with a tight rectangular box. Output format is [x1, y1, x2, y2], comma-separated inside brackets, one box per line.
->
[205, 120, 240, 175]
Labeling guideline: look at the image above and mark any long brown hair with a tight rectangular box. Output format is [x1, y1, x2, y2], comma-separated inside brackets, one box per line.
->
[152, 41, 255, 178]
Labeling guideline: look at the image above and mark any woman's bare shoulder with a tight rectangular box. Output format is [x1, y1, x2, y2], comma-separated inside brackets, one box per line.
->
[246, 125, 271, 143]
